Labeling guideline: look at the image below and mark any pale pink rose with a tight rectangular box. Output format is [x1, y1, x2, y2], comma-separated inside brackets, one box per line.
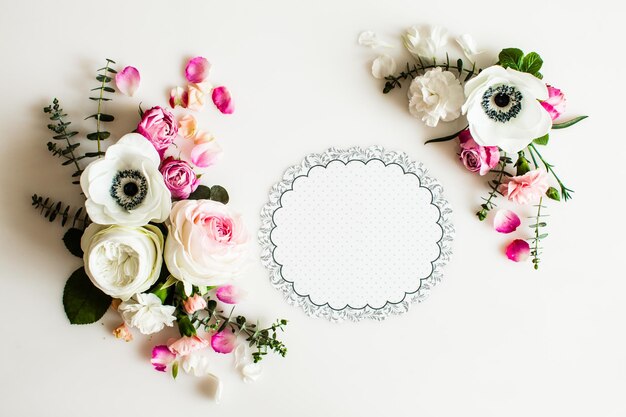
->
[113, 322, 133, 342]
[216, 285, 246, 304]
[169, 86, 189, 108]
[151, 345, 176, 372]
[211, 331, 237, 354]
[183, 294, 208, 314]
[458, 129, 500, 176]
[506, 239, 530, 262]
[541, 85, 566, 121]
[499, 169, 549, 205]
[164, 200, 249, 292]
[178, 114, 197, 139]
[168, 335, 209, 357]
[137, 106, 178, 157]
[187, 84, 206, 112]
[185, 57, 211, 84]
[159, 157, 200, 199]
[212, 86, 234, 114]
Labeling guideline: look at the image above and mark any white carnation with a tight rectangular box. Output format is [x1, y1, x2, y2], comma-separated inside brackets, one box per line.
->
[118, 293, 176, 335]
[407, 67, 464, 127]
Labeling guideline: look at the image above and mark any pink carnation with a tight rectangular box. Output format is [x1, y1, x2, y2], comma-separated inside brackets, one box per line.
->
[541, 85, 566, 121]
[168, 335, 209, 357]
[137, 106, 178, 157]
[159, 157, 200, 199]
[182, 294, 207, 314]
[499, 169, 549, 205]
[458, 129, 500, 176]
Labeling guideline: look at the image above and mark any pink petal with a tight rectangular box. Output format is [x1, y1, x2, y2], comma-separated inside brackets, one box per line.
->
[494, 209, 521, 234]
[506, 239, 530, 262]
[151, 345, 176, 372]
[212, 86, 234, 114]
[115, 66, 140, 97]
[185, 56, 211, 83]
[191, 139, 222, 168]
[216, 285, 247, 304]
[169, 86, 188, 108]
[211, 331, 237, 354]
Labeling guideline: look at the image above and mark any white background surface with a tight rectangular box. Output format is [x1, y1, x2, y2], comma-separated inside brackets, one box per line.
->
[1, 0, 624, 416]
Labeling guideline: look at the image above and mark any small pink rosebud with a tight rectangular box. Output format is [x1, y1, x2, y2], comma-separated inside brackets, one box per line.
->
[185, 56, 211, 84]
[216, 285, 246, 304]
[493, 209, 521, 234]
[115, 66, 140, 97]
[211, 331, 237, 354]
[541, 85, 566, 121]
[113, 322, 133, 342]
[212, 86, 234, 114]
[178, 114, 197, 139]
[506, 239, 530, 262]
[183, 294, 208, 314]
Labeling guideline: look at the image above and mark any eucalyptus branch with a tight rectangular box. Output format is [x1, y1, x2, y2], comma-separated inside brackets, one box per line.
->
[86, 58, 116, 156]
[476, 154, 512, 221]
[528, 144, 574, 201]
[528, 197, 548, 270]
[44, 99, 84, 184]
[31, 194, 90, 228]
[383, 58, 478, 93]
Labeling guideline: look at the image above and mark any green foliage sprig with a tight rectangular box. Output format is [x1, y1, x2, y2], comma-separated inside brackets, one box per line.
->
[31, 194, 90, 228]
[528, 197, 548, 270]
[476, 154, 513, 221]
[44, 99, 84, 184]
[86, 58, 116, 156]
[497, 48, 543, 78]
[527, 144, 574, 201]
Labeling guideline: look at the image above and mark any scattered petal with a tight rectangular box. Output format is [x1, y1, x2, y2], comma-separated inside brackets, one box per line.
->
[113, 322, 133, 342]
[506, 239, 530, 262]
[115, 66, 140, 97]
[178, 114, 197, 139]
[358, 31, 393, 48]
[371, 55, 397, 79]
[216, 285, 247, 304]
[194, 131, 215, 145]
[403, 25, 448, 59]
[456, 34, 482, 62]
[191, 139, 222, 168]
[185, 56, 211, 84]
[205, 373, 223, 403]
[169, 86, 188, 108]
[211, 86, 234, 114]
[242, 362, 263, 383]
[210, 331, 237, 354]
[187, 84, 206, 112]
[181, 352, 212, 376]
[493, 210, 521, 234]
[151, 345, 176, 372]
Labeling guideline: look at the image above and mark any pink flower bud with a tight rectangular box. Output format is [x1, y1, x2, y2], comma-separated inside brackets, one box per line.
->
[541, 85, 566, 121]
[182, 294, 208, 314]
[113, 322, 133, 342]
[168, 335, 209, 357]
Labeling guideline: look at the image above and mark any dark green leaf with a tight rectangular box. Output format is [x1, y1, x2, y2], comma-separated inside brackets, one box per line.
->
[209, 186, 229, 204]
[91, 86, 115, 93]
[498, 48, 524, 70]
[89, 97, 112, 101]
[552, 115, 588, 129]
[177, 315, 197, 337]
[63, 267, 112, 324]
[187, 185, 211, 200]
[456, 58, 463, 73]
[546, 186, 560, 201]
[105, 58, 116, 64]
[520, 52, 543, 75]
[96, 75, 112, 83]
[84, 151, 106, 157]
[86, 131, 110, 140]
[97, 114, 114, 122]
[62, 228, 84, 257]
[533, 134, 549, 145]
[424, 127, 466, 145]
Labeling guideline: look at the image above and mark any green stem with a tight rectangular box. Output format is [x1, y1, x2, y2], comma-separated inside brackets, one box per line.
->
[95, 61, 111, 156]
[528, 144, 573, 201]
[476, 153, 509, 220]
[384, 60, 478, 93]
[531, 197, 544, 270]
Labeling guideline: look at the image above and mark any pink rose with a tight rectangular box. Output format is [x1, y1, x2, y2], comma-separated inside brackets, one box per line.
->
[458, 129, 500, 176]
[168, 335, 209, 357]
[499, 169, 549, 205]
[541, 85, 566, 121]
[159, 157, 200, 199]
[137, 106, 178, 157]
[182, 294, 207, 314]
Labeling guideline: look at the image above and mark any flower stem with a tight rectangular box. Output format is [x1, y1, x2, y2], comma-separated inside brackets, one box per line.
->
[95, 61, 111, 156]
[529, 197, 547, 270]
[476, 153, 510, 221]
[527, 144, 573, 201]
[383, 59, 478, 93]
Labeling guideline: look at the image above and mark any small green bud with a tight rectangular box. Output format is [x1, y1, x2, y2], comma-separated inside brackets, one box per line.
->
[515, 153, 531, 176]
[546, 187, 560, 201]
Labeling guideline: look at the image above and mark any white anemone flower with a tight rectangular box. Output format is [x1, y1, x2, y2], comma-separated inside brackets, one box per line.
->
[462, 66, 551, 153]
[403, 25, 448, 59]
[80, 133, 171, 227]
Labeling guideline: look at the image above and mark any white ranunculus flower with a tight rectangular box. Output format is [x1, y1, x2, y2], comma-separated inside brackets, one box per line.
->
[80, 133, 171, 227]
[118, 293, 176, 335]
[461, 65, 551, 153]
[81, 223, 164, 301]
[164, 200, 249, 295]
[403, 25, 448, 59]
[408, 67, 464, 127]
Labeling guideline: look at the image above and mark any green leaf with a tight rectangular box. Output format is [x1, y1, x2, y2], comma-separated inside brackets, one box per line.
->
[97, 114, 114, 122]
[546, 186, 560, 201]
[520, 52, 543, 75]
[96, 74, 112, 83]
[552, 115, 588, 129]
[63, 267, 112, 324]
[456, 58, 463, 73]
[62, 228, 84, 258]
[498, 48, 524, 70]
[172, 362, 179, 379]
[86, 131, 110, 140]
[187, 185, 211, 200]
[209, 185, 229, 204]
[424, 128, 466, 145]
[177, 315, 197, 337]
[533, 134, 549, 145]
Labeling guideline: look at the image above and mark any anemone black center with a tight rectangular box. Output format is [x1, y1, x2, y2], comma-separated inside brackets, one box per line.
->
[494, 92, 510, 107]
[123, 182, 139, 197]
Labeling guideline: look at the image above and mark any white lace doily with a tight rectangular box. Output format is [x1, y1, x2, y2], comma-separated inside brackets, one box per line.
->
[259, 146, 454, 322]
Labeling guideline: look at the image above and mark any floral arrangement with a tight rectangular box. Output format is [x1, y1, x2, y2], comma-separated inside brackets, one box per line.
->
[359, 27, 587, 269]
[32, 57, 287, 401]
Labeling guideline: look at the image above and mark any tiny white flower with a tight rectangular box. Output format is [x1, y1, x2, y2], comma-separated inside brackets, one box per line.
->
[403, 25, 448, 59]
[118, 293, 176, 334]
[408, 67, 464, 127]
[358, 30, 392, 48]
[371, 55, 397, 79]
[456, 34, 482, 62]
